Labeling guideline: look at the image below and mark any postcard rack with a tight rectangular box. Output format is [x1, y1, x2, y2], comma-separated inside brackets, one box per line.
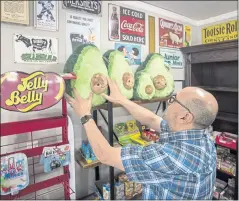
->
[0, 97, 71, 199]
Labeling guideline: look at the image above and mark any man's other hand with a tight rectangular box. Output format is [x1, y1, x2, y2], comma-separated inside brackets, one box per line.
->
[101, 77, 126, 104]
[64, 88, 93, 118]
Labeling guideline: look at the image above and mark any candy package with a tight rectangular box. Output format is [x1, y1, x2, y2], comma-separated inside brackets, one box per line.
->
[1, 153, 29, 195]
[40, 144, 71, 173]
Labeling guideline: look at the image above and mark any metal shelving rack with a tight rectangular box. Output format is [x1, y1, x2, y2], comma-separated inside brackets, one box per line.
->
[181, 40, 238, 200]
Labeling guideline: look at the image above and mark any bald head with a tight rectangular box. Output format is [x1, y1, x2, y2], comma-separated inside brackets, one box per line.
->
[177, 87, 219, 129]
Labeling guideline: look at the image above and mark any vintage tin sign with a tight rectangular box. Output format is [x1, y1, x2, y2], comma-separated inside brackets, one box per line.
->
[202, 20, 238, 44]
[62, 0, 101, 15]
[1, 71, 65, 113]
[159, 47, 184, 69]
[159, 18, 183, 48]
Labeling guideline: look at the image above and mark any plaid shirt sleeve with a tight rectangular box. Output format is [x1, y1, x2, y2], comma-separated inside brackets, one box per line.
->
[121, 142, 172, 185]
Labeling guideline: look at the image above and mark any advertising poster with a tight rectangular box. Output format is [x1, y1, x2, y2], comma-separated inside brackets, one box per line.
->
[65, 12, 100, 59]
[159, 47, 183, 69]
[109, 4, 145, 45]
[62, 0, 102, 15]
[34, 0, 58, 31]
[202, 20, 238, 44]
[1, 1, 29, 25]
[159, 18, 183, 48]
[184, 25, 192, 47]
[14, 34, 58, 64]
[115, 43, 142, 65]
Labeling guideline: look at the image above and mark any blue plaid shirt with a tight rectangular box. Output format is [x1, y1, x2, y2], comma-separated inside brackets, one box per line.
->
[121, 120, 217, 200]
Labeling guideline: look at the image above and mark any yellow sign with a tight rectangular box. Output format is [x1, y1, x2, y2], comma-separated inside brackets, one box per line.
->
[202, 20, 238, 44]
[184, 25, 192, 47]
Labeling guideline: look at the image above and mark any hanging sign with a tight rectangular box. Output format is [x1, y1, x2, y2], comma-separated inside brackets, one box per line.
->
[1, 1, 30, 25]
[159, 47, 184, 69]
[184, 25, 192, 47]
[109, 4, 145, 44]
[159, 18, 183, 48]
[202, 20, 238, 44]
[62, 0, 101, 15]
[0, 71, 65, 113]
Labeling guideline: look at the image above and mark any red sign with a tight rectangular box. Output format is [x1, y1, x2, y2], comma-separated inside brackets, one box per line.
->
[159, 18, 184, 48]
[108, 4, 145, 44]
[1, 71, 65, 113]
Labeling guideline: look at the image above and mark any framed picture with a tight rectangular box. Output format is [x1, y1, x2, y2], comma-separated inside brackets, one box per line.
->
[1, 1, 29, 25]
[34, 1, 59, 31]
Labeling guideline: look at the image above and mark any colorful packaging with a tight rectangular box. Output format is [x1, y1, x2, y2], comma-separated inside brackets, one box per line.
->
[1, 153, 29, 195]
[40, 144, 71, 173]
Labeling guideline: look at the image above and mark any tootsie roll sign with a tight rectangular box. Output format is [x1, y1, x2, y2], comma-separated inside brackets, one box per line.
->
[63, 0, 101, 15]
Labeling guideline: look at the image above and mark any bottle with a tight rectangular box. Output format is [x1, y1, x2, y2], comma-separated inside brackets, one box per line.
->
[110, 6, 119, 40]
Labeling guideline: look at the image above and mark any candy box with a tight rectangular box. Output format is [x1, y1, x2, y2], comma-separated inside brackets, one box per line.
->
[1, 153, 29, 195]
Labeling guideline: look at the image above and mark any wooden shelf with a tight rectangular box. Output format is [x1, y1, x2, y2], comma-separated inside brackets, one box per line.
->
[216, 112, 238, 123]
[75, 150, 101, 169]
[93, 96, 170, 110]
[197, 86, 238, 92]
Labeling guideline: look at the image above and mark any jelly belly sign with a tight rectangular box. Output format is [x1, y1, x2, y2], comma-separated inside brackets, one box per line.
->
[1, 71, 65, 113]
[159, 18, 183, 48]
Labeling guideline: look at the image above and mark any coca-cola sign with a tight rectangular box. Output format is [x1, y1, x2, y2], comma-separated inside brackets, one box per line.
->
[63, 0, 101, 15]
[108, 4, 145, 44]
[159, 18, 184, 48]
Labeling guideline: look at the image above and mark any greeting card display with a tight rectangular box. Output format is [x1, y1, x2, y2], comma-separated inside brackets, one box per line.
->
[1, 153, 29, 195]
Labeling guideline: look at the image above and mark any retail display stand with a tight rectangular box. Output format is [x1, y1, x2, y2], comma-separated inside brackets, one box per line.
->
[181, 40, 238, 200]
[0, 73, 76, 200]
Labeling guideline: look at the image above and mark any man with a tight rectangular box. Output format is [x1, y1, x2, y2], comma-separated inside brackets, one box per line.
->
[65, 78, 218, 200]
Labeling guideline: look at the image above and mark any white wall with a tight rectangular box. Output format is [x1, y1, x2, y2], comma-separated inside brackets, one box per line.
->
[0, 1, 236, 199]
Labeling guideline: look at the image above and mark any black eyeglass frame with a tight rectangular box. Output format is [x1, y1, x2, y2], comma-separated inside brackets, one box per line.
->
[168, 95, 191, 113]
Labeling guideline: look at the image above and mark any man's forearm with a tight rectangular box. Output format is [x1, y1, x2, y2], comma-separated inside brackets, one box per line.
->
[83, 119, 124, 171]
[120, 98, 162, 131]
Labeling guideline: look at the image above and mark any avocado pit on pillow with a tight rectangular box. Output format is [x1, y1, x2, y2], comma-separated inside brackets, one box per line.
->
[153, 75, 167, 90]
[90, 73, 108, 94]
[145, 85, 154, 95]
[122, 72, 134, 90]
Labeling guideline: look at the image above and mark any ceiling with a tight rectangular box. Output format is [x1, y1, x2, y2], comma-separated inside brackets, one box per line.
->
[142, 1, 237, 20]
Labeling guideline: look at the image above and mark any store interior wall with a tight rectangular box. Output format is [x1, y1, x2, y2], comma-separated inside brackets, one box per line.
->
[0, 1, 237, 199]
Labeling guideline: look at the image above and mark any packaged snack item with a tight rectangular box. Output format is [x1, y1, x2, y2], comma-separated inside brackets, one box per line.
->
[40, 144, 71, 173]
[213, 178, 227, 199]
[1, 153, 29, 195]
[102, 182, 125, 200]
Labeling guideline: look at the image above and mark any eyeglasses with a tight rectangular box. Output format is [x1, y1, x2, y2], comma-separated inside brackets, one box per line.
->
[168, 95, 191, 113]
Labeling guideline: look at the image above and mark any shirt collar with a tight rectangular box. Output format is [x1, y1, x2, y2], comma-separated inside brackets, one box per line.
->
[159, 129, 207, 143]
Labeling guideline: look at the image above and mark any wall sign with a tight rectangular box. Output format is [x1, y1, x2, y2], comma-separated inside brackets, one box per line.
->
[1, 71, 65, 113]
[159, 47, 183, 69]
[184, 25, 192, 47]
[62, 0, 101, 15]
[65, 12, 100, 59]
[115, 43, 142, 65]
[34, 0, 59, 31]
[1, 1, 29, 25]
[202, 20, 238, 44]
[14, 34, 58, 64]
[109, 4, 145, 44]
[159, 18, 183, 48]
